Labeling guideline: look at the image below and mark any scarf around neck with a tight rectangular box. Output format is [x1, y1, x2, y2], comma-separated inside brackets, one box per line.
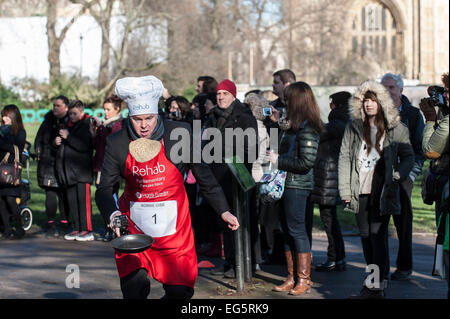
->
[213, 103, 235, 130]
[126, 115, 164, 141]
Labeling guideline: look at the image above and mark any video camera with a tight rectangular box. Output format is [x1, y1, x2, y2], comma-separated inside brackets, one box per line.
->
[427, 86, 446, 109]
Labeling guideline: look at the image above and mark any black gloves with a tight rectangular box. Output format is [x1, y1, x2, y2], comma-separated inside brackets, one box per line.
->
[419, 98, 437, 122]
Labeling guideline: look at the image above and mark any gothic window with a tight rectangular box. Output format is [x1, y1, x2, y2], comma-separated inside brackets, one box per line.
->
[351, 1, 397, 63]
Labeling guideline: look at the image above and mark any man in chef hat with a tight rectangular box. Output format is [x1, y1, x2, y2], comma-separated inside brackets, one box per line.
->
[96, 75, 239, 299]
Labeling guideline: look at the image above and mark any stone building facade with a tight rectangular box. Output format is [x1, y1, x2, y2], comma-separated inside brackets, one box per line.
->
[343, 0, 448, 84]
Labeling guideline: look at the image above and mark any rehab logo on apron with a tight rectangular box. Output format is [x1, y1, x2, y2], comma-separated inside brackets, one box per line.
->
[115, 140, 197, 288]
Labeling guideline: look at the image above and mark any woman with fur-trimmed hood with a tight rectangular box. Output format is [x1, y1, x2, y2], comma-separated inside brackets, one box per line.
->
[338, 80, 414, 298]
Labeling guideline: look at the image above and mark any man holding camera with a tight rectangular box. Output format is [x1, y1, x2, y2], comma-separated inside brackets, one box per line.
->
[381, 73, 425, 281]
[265, 69, 296, 130]
[420, 73, 449, 295]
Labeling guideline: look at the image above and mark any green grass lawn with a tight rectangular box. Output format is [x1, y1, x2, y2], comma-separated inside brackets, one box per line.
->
[312, 162, 438, 234]
[23, 123, 438, 234]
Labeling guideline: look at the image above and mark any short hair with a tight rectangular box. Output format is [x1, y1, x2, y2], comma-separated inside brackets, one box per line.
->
[197, 75, 215, 83]
[201, 77, 218, 94]
[245, 89, 262, 97]
[381, 73, 404, 90]
[68, 99, 85, 111]
[330, 91, 352, 108]
[273, 69, 296, 84]
[103, 95, 123, 111]
[442, 72, 449, 89]
[53, 95, 69, 106]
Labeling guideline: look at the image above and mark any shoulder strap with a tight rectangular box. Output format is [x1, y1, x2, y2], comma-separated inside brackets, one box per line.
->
[14, 145, 20, 163]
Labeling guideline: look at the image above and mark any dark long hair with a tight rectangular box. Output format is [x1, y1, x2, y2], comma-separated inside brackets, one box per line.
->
[362, 91, 386, 155]
[1, 104, 24, 136]
[284, 81, 323, 133]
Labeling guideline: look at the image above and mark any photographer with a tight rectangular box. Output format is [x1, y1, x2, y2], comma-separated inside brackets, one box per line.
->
[419, 73, 449, 223]
[420, 73, 449, 295]
[166, 96, 194, 124]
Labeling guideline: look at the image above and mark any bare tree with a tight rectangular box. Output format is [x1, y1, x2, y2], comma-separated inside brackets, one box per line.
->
[69, 0, 115, 89]
[71, 0, 167, 97]
[46, 0, 87, 83]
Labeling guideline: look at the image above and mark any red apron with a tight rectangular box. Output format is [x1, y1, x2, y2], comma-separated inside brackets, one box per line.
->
[115, 140, 197, 288]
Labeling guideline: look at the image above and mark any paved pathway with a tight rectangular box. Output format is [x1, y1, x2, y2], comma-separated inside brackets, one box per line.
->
[0, 230, 447, 299]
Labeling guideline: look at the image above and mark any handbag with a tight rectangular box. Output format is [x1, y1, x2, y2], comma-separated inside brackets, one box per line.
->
[0, 145, 22, 186]
[259, 134, 296, 203]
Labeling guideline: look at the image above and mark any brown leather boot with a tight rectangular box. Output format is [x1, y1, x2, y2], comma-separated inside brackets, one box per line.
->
[272, 250, 295, 292]
[289, 252, 313, 295]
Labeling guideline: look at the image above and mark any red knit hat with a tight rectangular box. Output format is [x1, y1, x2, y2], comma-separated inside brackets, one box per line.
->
[216, 79, 237, 97]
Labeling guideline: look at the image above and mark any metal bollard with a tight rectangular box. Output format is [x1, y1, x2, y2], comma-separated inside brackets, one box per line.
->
[233, 179, 245, 293]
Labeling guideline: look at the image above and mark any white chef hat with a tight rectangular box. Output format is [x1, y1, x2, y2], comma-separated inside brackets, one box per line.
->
[115, 75, 164, 116]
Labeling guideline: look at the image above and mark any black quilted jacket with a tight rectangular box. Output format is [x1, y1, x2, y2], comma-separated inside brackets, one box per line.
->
[277, 120, 320, 191]
[310, 106, 350, 206]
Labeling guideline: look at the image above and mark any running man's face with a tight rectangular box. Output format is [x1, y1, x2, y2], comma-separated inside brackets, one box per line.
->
[130, 114, 158, 139]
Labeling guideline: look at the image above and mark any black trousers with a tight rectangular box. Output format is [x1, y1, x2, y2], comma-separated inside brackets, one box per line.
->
[120, 268, 194, 299]
[388, 178, 414, 271]
[319, 204, 346, 261]
[66, 183, 92, 232]
[0, 195, 22, 232]
[43, 186, 69, 222]
[356, 195, 390, 282]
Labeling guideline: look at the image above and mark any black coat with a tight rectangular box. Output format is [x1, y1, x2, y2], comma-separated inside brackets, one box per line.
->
[207, 100, 258, 204]
[95, 119, 231, 223]
[55, 115, 93, 186]
[310, 106, 350, 206]
[34, 111, 69, 188]
[0, 127, 26, 197]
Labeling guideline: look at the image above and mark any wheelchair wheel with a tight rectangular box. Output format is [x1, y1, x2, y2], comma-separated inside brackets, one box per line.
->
[20, 207, 33, 231]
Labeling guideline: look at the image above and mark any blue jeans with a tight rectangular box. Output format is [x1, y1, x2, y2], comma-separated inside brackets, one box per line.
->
[279, 188, 311, 253]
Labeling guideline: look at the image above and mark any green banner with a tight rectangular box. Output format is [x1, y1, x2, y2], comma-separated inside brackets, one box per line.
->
[20, 109, 129, 123]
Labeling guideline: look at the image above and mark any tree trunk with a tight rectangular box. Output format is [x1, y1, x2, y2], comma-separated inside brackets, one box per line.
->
[46, 0, 61, 83]
[97, 0, 114, 89]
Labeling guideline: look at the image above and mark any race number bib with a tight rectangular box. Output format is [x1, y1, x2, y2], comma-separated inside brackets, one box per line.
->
[130, 200, 177, 238]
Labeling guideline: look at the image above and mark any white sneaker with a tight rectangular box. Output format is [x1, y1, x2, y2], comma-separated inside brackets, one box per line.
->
[75, 231, 94, 242]
[64, 231, 79, 241]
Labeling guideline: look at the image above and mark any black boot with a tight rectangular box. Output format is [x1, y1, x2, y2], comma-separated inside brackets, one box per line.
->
[315, 259, 346, 272]
[11, 215, 25, 239]
[45, 221, 59, 238]
[349, 285, 386, 299]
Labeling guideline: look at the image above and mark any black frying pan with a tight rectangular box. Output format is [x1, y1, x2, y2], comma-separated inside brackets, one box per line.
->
[111, 234, 154, 254]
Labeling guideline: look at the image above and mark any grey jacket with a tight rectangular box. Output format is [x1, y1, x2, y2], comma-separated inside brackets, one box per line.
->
[338, 81, 415, 215]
